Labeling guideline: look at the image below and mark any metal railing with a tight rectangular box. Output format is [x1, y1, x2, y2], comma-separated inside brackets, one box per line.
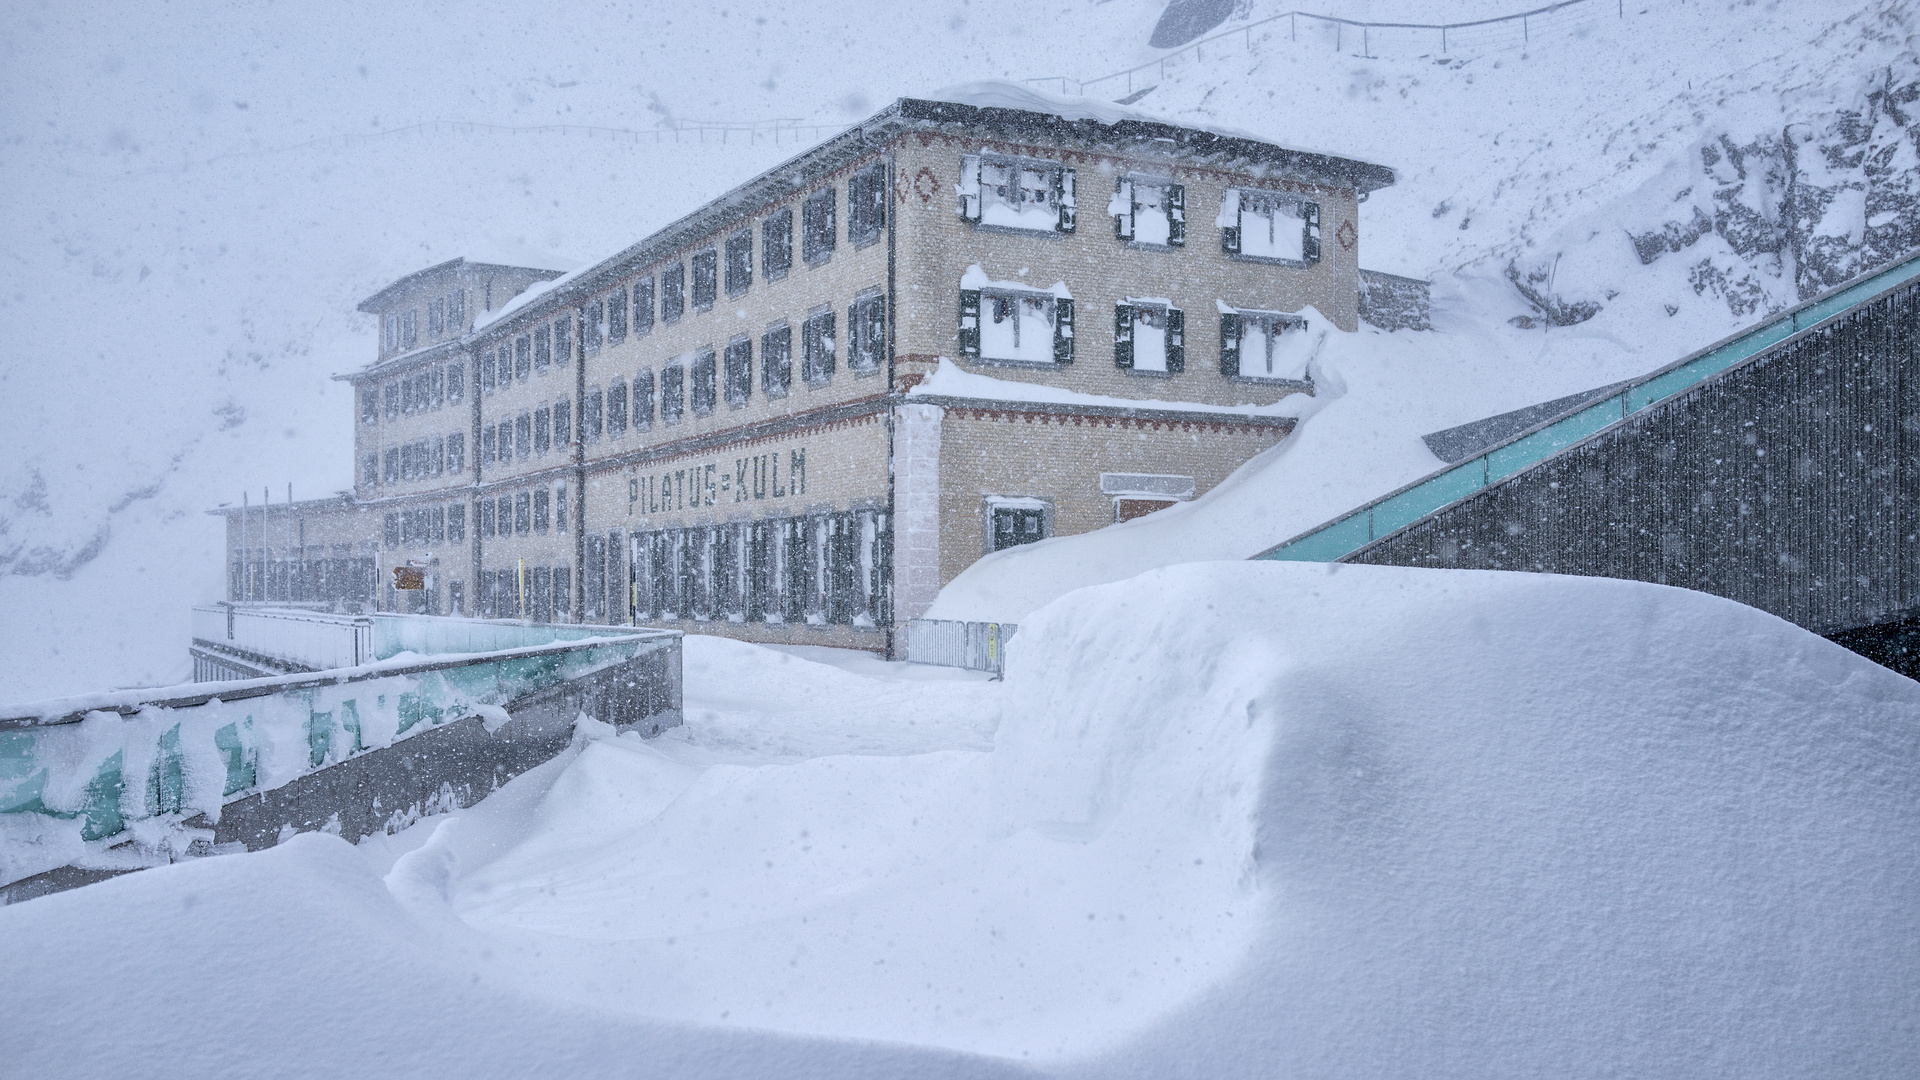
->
[1026, 0, 1623, 99]
[1258, 250, 1920, 564]
[191, 604, 374, 673]
[902, 618, 1018, 676]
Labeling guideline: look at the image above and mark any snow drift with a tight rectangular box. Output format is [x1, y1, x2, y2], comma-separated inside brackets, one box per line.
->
[4, 562, 1915, 1077]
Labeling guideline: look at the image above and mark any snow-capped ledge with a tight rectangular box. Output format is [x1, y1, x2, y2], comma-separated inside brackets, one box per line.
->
[906, 357, 1312, 419]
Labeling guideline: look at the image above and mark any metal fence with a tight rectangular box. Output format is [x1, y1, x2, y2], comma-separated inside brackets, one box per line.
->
[1026, 0, 1630, 99]
[901, 618, 1018, 676]
[191, 604, 374, 675]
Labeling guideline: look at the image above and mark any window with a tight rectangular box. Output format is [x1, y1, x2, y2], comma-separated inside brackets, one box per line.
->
[428, 297, 445, 337]
[482, 349, 497, 393]
[401, 308, 418, 348]
[555, 484, 568, 532]
[496, 421, 512, 461]
[990, 502, 1048, 552]
[553, 398, 571, 447]
[1221, 189, 1320, 264]
[660, 363, 685, 422]
[692, 248, 717, 309]
[959, 154, 1075, 233]
[960, 285, 1074, 365]
[848, 291, 884, 372]
[553, 316, 572, 365]
[1111, 176, 1184, 247]
[608, 380, 628, 435]
[725, 229, 752, 296]
[383, 314, 398, 353]
[762, 323, 792, 396]
[434, 366, 447, 407]
[607, 287, 628, 344]
[383, 448, 400, 483]
[723, 337, 751, 406]
[802, 189, 836, 264]
[430, 435, 445, 476]
[763, 209, 792, 281]
[447, 432, 465, 473]
[361, 390, 378, 424]
[1219, 308, 1309, 379]
[1114, 301, 1184, 373]
[691, 347, 717, 415]
[449, 503, 466, 542]
[516, 412, 532, 459]
[430, 506, 446, 543]
[582, 300, 603, 355]
[446, 362, 464, 403]
[515, 492, 531, 536]
[497, 495, 512, 538]
[480, 498, 495, 538]
[534, 489, 550, 534]
[384, 382, 399, 419]
[534, 407, 550, 454]
[481, 425, 497, 466]
[633, 276, 655, 335]
[584, 387, 603, 440]
[385, 512, 400, 549]
[448, 290, 464, 332]
[534, 324, 551, 370]
[847, 161, 887, 246]
[801, 309, 835, 384]
[662, 263, 685, 323]
[633, 371, 654, 430]
[515, 335, 531, 381]
[361, 453, 378, 486]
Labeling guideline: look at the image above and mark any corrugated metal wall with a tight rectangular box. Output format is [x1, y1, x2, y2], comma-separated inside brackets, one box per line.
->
[1348, 283, 1920, 638]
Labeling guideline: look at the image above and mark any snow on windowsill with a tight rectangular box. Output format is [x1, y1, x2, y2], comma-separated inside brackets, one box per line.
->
[960, 264, 1071, 298]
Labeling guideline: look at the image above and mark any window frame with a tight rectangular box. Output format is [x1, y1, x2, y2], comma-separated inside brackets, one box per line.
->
[763, 209, 793, 282]
[659, 362, 686, 423]
[661, 263, 685, 323]
[801, 308, 836, 385]
[632, 276, 655, 335]
[691, 347, 717, 416]
[1113, 300, 1185, 375]
[848, 162, 887, 247]
[848, 290, 885, 373]
[691, 248, 718, 310]
[725, 228, 753, 296]
[801, 189, 836, 265]
[761, 323, 792, 397]
[723, 336, 752, 407]
[1222, 188, 1322, 266]
[1111, 173, 1185, 249]
[1218, 307, 1309, 381]
[959, 152, 1076, 234]
[962, 286, 1074, 367]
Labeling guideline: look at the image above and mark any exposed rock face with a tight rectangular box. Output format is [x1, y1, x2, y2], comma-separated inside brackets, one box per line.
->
[1633, 67, 1920, 316]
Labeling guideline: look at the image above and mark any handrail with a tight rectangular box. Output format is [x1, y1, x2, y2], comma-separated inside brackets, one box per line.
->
[1256, 249, 1920, 563]
[1026, 0, 1607, 97]
[1, 630, 679, 730]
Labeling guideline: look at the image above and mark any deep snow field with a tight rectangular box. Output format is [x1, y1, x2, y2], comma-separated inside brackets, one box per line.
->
[5, 563, 1916, 1078]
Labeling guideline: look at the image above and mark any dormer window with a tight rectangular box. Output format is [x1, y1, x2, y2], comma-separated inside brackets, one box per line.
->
[958, 153, 1076, 234]
[1220, 189, 1321, 264]
[1110, 175, 1185, 247]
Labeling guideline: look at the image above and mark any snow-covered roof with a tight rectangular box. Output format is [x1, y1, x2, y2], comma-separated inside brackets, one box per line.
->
[356, 257, 567, 314]
[456, 87, 1394, 343]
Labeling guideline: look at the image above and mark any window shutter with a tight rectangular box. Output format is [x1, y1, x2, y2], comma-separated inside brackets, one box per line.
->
[1220, 312, 1241, 376]
[1168, 183, 1186, 246]
[1302, 201, 1321, 263]
[1053, 298, 1074, 364]
[1223, 194, 1242, 254]
[959, 154, 981, 221]
[1113, 304, 1133, 369]
[1166, 307, 1185, 373]
[958, 289, 981, 357]
[1113, 179, 1134, 241]
[1056, 168, 1076, 232]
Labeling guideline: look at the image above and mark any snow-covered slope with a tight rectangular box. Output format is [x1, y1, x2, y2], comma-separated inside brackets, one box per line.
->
[7, 0, 1919, 691]
[931, 1, 1920, 622]
[5, 564, 1915, 1076]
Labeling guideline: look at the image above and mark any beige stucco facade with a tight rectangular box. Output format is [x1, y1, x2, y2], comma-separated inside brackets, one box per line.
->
[215, 96, 1392, 651]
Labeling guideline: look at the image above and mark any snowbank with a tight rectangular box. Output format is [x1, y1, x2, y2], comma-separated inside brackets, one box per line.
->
[5, 566, 1915, 1076]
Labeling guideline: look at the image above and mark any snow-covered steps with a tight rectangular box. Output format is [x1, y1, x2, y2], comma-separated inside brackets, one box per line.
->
[0, 626, 681, 901]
